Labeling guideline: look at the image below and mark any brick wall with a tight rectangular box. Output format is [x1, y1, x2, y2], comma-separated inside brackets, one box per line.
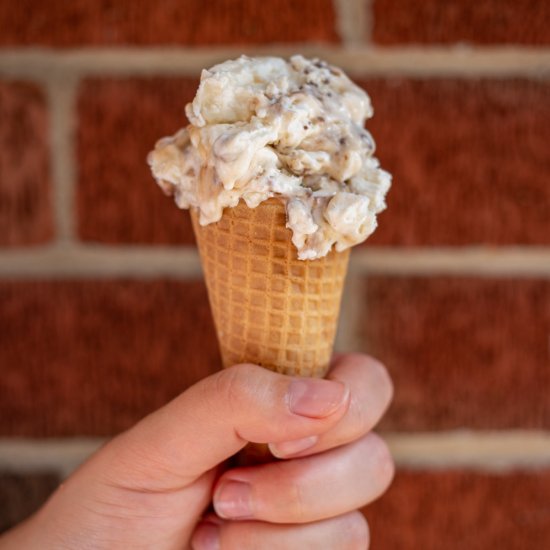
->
[1, 1, 549, 547]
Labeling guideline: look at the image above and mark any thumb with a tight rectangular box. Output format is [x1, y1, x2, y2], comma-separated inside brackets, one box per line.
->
[97, 364, 350, 490]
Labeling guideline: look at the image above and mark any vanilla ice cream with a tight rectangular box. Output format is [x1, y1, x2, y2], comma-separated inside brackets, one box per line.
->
[148, 55, 391, 260]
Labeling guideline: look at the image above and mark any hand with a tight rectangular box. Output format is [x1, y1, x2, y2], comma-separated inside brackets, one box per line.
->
[0, 354, 394, 549]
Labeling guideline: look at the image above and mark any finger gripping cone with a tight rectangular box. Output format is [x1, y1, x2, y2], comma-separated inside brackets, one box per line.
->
[191, 198, 350, 379]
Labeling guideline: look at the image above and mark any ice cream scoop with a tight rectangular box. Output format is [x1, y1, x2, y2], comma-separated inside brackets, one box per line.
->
[148, 55, 391, 261]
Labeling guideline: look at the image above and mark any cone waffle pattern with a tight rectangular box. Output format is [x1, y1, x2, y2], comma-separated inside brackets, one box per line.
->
[191, 198, 350, 378]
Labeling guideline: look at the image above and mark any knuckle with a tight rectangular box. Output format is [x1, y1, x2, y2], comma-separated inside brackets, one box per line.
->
[340, 397, 370, 443]
[353, 433, 395, 506]
[369, 358, 394, 404]
[288, 479, 308, 523]
[212, 364, 253, 411]
[281, 466, 308, 523]
[342, 512, 370, 549]
[344, 362, 394, 440]
[368, 433, 396, 491]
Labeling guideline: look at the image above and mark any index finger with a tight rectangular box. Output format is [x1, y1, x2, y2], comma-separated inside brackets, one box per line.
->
[269, 353, 393, 458]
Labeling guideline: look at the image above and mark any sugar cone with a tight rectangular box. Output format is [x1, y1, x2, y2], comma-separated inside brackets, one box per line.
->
[191, 198, 349, 379]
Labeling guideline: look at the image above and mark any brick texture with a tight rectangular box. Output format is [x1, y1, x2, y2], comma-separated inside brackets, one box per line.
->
[0, 473, 60, 534]
[363, 78, 550, 246]
[78, 77, 550, 247]
[0, 280, 220, 436]
[77, 78, 199, 244]
[365, 469, 550, 549]
[0, 0, 338, 47]
[372, 0, 550, 45]
[0, 81, 53, 246]
[360, 276, 550, 430]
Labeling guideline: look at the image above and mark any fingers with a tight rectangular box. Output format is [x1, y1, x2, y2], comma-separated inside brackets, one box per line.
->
[213, 432, 394, 524]
[98, 364, 350, 488]
[269, 354, 393, 459]
[192, 512, 369, 550]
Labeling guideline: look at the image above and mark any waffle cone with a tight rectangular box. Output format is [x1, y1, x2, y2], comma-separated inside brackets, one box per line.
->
[191, 198, 349, 378]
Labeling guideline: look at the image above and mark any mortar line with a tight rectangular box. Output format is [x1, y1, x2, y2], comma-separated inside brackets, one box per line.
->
[0, 244, 203, 279]
[334, 0, 370, 46]
[0, 431, 549, 478]
[348, 247, 550, 278]
[335, 271, 364, 352]
[385, 431, 550, 471]
[46, 76, 78, 244]
[1, 246, 550, 279]
[363, 0, 373, 44]
[0, 48, 549, 78]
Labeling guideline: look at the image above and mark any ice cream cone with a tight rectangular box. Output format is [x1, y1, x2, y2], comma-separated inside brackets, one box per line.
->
[191, 198, 350, 379]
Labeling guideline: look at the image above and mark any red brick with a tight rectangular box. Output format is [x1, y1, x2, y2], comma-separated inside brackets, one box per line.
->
[365, 469, 550, 549]
[363, 79, 550, 246]
[0, 81, 53, 246]
[77, 78, 199, 244]
[0, 280, 220, 436]
[372, 0, 550, 45]
[0, 472, 59, 534]
[0, 0, 338, 47]
[79, 77, 550, 247]
[360, 276, 550, 430]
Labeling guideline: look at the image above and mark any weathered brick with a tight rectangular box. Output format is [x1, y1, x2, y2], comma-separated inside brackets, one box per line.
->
[0, 472, 59, 534]
[0, 0, 338, 46]
[77, 78, 198, 244]
[372, 0, 550, 45]
[0, 81, 53, 246]
[0, 280, 220, 436]
[363, 78, 550, 246]
[365, 469, 550, 550]
[360, 276, 550, 430]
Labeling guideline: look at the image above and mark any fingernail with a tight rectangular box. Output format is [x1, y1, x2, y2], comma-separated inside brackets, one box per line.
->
[288, 378, 348, 418]
[269, 435, 319, 458]
[214, 480, 253, 519]
[192, 522, 220, 550]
